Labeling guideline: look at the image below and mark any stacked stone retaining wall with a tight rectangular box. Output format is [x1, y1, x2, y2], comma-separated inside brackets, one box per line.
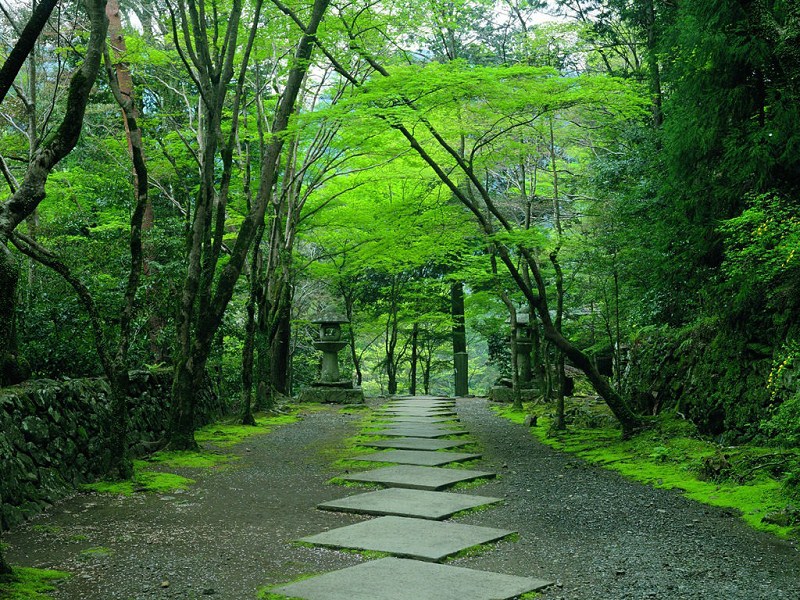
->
[0, 370, 220, 529]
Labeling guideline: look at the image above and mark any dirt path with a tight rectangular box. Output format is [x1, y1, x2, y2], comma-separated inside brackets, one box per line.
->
[5, 398, 800, 599]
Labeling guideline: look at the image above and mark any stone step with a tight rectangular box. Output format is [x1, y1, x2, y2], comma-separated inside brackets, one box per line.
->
[379, 408, 456, 416]
[317, 487, 501, 520]
[363, 437, 470, 451]
[270, 557, 552, 600]
[380, 415, 456, 423]
[353, 449, 480, 467]
[372, 426, 468, 438]
[298, 515, 515, 562]
[342, 464, 495, 490]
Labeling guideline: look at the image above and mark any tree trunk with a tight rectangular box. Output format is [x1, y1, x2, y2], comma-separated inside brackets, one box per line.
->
[241, 227, 264, 423]
[107, 367, 133, 479]
[167, 0, 329, 447]
[0, 0, 59, 106]
[254, 297, 272, 411]
[270, 300, 291, 396]
[451, 281, 469, 396]
[0, 246, 21, 386]
[387, 365, 398, 395]
[170, 345, 210, 450]
[0, 0, 108, 386]
[409, 322, 418, 395]
[240, 279, 258, 425]
[509, 314, 522, 411]
[551, 254, 566, 430]
[645, 0, 663, 126]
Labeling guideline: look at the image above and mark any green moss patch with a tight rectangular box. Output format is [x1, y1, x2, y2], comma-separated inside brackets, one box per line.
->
[257, 572, 321, 600]
[82, 460, 194, 496]
[451, 476, 497, 490]
[339, 405, 371, 414]
[30, 525, 62, 534]
[195, 413, 300, 448]
[493, 403, 799, 538]
[78, 546, 112, 560]
[147, 450, 238, 469]
[0, 567, 71, 599]
[326, 477, 381, 489]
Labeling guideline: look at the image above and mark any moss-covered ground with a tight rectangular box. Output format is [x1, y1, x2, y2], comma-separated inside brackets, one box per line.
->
[493, 400, 800, 539]
[83, 407, 308, 496]
[0, 567, 71, 599]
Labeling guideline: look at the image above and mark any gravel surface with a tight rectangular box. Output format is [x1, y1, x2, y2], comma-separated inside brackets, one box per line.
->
[5, 398, 800, 599]
[451, 398, 800, 600]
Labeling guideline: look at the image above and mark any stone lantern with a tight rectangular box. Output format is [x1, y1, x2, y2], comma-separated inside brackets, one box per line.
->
[511, 313, 534, 388]
[489, 313, 535, 404]
[298, 315, 365, 404]
[312, 316, 349, 384]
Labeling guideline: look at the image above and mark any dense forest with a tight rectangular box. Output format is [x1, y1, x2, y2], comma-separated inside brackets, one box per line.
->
[1, 0, 799, 579]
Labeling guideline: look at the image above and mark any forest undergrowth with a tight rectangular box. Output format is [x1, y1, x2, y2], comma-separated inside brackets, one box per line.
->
[493, 398, 800, 539]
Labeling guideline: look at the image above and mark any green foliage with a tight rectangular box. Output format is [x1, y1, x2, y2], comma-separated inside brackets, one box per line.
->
[761, 341, 800, 447]
[623, 321, 775, 440]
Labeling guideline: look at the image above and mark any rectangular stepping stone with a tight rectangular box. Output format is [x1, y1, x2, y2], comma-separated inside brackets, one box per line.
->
[271, 557, 551, 600]
[391, 396, 454, 403]
[373, 415, 462, 429]
[354, 449, 480, 466]
[272, 557, 549, 599]
[342, 465, 495, 490]
[317, 488, 501, 520]
[364, 438, 470, 451]
[298, 515, 514, 562]
[389, 400, 455, 408]
[383, 416, 456, 423]
[379, 408, 456, 416]
[373, 427, 467, 438]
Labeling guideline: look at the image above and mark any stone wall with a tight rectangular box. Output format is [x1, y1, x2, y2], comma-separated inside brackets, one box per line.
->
[0, 370, 221, 529]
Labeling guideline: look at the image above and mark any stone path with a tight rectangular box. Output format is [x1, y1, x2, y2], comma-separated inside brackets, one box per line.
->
[271, 395, 552, 599]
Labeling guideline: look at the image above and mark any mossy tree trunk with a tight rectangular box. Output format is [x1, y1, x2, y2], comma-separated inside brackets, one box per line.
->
[0, 245, 21, 387]
[167, 0, 330, 448]
[409, 322, 419, 395]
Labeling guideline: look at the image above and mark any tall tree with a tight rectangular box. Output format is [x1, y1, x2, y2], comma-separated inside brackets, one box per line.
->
[0, 0, 59, 106]
[167, 0, 331, 449]
[323, 43, 645, 432]
[1, 0, 108, 382]
[0, 0, 109, 576]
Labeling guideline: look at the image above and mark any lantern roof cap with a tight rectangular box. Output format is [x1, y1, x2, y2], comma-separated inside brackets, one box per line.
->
[312, 314, 349, 325]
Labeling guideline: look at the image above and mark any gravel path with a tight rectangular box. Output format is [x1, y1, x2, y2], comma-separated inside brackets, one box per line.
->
[451, 398, 800, 600]
[5, 398, 800, 599]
